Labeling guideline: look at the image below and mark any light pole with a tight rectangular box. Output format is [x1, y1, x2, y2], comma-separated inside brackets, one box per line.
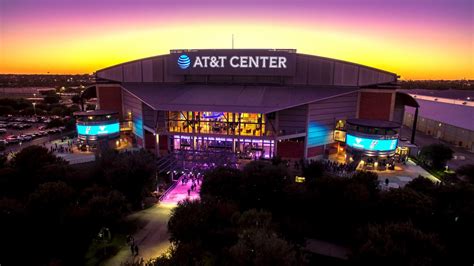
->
[32, 102, 37, 117]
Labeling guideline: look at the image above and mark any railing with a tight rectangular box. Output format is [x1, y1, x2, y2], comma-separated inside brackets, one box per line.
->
[158, 176, 180, 202]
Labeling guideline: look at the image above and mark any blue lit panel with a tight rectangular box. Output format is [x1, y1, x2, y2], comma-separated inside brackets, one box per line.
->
[346, 134, 398, 152]
[77, 123, 120, 136]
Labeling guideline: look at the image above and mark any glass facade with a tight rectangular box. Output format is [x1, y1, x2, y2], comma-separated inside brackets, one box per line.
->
[167, 111, 268, 137]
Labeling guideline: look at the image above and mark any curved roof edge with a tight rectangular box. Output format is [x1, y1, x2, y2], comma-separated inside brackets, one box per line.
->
[96, 49, 398, 87]
[396, 91, 420, 108]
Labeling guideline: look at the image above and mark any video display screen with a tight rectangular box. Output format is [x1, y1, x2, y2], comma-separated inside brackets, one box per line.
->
[76, 123, 120, 136]
[346, 134, 398, 152]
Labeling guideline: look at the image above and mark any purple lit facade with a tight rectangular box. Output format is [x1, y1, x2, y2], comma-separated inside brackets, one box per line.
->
[88, 49, 417, 159]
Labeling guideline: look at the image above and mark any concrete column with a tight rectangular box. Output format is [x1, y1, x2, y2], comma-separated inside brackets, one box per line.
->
[410, 107, 419, 144]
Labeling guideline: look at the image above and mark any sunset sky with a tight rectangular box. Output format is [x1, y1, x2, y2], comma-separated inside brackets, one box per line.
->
[0, 0, 472, 79]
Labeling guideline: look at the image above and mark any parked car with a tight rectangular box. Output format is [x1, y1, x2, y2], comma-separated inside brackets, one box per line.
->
[6, 135, 19, 144]
[20, 135, 32, 141]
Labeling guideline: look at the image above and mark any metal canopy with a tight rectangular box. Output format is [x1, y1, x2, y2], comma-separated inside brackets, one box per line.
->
[121, 83, 359, 113]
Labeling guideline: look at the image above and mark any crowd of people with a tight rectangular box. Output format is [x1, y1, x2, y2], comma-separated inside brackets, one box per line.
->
[48, 140, 74, 154]
[181, 171, 203, 196]
[321, 159, 358, 177]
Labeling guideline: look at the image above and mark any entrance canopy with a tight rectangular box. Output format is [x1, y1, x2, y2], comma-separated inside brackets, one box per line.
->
[122, 83, 358, 113]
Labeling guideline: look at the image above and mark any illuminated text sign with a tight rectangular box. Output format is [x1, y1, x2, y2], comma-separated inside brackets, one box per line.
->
[169, 50, 296, 76]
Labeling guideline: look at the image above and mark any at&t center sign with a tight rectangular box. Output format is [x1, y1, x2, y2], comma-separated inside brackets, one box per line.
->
[169, 49, 296, 76]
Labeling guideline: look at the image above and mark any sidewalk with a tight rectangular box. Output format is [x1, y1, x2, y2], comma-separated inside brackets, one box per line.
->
[46, 138, 96, 164]
[102, 177, 201, 265]
[102, 203, 175, 266]
[161, 177, 201, 204]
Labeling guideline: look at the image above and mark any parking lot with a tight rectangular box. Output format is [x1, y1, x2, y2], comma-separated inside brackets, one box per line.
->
[0, 115, 67, 153]
[400, 126, 474, 170]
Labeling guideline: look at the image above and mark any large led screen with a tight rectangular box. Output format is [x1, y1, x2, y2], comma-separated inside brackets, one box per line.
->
[346, 134, 398, 152]
[76, 123, 120, 136]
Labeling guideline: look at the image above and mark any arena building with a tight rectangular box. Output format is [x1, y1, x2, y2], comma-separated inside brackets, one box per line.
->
[82, 49, 418, 160]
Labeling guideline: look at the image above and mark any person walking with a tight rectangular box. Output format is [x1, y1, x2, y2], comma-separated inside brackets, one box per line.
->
[130, 243, 135, 255]
[134, 245, 139, 256]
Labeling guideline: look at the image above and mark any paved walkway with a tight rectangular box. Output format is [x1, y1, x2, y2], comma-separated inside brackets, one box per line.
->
[377, 158, 440, 189]
[46, 139, 97, 164]
[161, 177, 201, 204]
[102, 203, 175, 266]
[102, 177, 201, 265]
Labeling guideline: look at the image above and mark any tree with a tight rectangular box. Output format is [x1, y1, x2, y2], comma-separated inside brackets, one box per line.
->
[168, 199, 209, 244]
[200, 167, 243, 201]
[11, 145, 67, 172]
[47, 118, 65, 128]
[44, 94, 61, 104]
[456, 164, 474, 183]
[101, 149, 155, 208]
[350, 171, 380, 197]
[406, 176, 437, 195]
[351, 222, 445, 266]
[51, 106, 66, 116]
[27, 181, 75, 220]
[418, 144, 454, 169]
[0, 105, 15, 115]
[229, 209, 301, 266]
[85, 190, 129, 226]
[71, 95, 81, 104]
[378, 187, 433, 225]
[302, 160, 325, 179]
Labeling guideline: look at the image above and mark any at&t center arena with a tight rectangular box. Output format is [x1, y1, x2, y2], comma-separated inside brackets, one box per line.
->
[79, 49, 419, 164]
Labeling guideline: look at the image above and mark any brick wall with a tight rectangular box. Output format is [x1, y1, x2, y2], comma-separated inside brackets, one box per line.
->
[358, 91, 393, 120]
[97, 86, 123, 118]
[277, 140, 304, 158]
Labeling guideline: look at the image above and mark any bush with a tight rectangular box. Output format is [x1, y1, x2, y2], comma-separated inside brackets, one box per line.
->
[418, 144, 454, 169]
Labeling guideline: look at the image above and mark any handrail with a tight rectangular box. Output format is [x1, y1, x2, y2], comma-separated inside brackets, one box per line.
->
[158, 175, 182, 202]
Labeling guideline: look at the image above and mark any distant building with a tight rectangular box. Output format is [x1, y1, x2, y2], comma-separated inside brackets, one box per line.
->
[0, 87, 56, 99]
[403, 93, 474, 152]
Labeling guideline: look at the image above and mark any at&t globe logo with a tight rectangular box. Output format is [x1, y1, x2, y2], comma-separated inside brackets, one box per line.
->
[177, 54, 191, 69]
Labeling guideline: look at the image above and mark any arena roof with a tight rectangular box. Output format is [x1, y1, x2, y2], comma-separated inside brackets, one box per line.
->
[121, 83, 359, 113]
[347, 118, 401, 129]
[96, 49, 397, 87]
[73, 110, 118, 116]
[405, 89, 474, 101]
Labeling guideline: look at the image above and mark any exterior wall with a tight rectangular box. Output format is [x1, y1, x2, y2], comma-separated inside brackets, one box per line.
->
[122, 89, 144, 145]
[277, 140, 305, 158]
[358, 91, 394, 121]
[96, 85, 123, 118]
[142, 103, 156, 130]
[277, 105, 307, 135]
[404, 112, 474, 151]
[393, 101, 405, 125]
[306, 92, 358, 158]
[307, 146, 324, 157]
[158, 134, 169, 151]
[144, 130, 156, 153]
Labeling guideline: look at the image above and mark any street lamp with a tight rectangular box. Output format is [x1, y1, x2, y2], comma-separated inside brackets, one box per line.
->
[32, 102, 37, 116]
